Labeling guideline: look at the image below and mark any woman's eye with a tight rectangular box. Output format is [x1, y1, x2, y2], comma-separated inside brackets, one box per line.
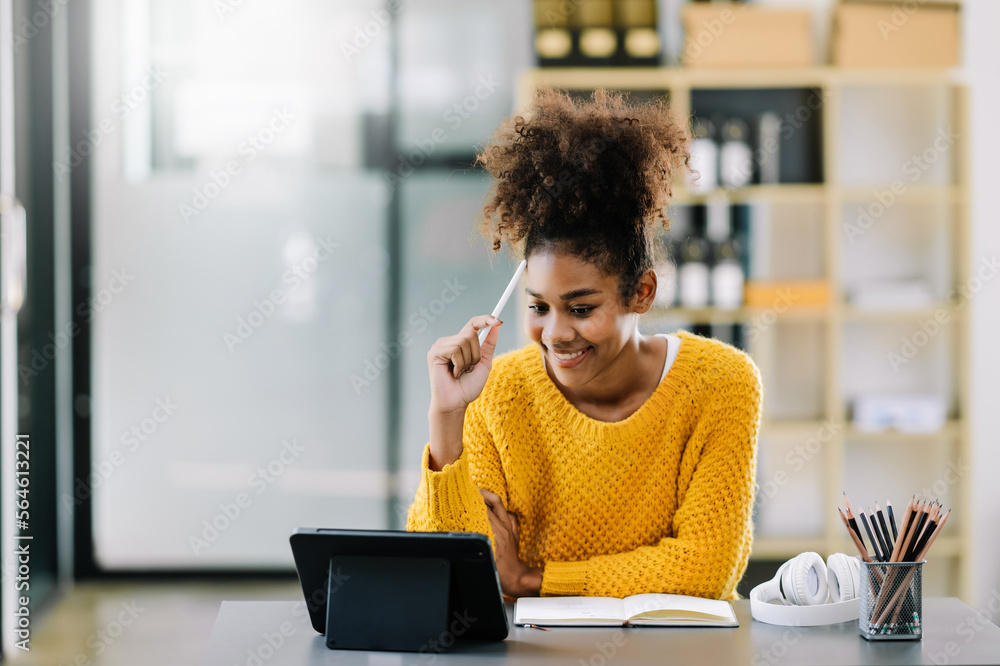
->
[529, 304, 593, 316]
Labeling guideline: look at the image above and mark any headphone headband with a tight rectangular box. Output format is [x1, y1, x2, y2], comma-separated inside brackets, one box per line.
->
[749, 552, 861, 626]
[750, 585, 860, 626]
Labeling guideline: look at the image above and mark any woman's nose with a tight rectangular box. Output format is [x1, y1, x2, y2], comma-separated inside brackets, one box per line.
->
[542, 313, 576, 346]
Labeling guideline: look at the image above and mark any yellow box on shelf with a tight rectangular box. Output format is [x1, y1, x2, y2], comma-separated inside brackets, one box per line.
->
[744, 280, 831, 308]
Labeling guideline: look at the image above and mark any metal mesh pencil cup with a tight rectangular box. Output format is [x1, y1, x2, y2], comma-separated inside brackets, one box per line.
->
[859, 560, 923, 640]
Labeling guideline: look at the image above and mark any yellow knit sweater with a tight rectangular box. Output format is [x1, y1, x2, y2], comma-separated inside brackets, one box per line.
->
[405, 329, 762, 599]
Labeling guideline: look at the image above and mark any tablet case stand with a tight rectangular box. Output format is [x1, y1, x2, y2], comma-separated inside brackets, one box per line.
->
[325, 554, 453, 652]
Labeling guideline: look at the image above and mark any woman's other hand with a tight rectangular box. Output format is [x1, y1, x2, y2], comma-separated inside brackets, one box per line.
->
[480, 489, 542, 598]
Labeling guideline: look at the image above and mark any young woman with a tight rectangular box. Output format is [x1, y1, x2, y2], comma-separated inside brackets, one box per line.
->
[406, 88, 762, 600]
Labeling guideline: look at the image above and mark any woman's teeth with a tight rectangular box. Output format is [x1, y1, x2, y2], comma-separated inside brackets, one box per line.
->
[553, 348, 586, 360]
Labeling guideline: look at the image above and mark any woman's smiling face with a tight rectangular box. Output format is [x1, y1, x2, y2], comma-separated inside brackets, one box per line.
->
[524, 249, 643, 388]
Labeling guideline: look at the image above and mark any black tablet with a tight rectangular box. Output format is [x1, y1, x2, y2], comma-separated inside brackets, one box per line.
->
[289, 527, 509, 652]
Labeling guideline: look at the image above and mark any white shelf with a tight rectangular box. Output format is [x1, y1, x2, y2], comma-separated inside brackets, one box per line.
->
[518, 68, 971, 600]
[844, 421, 962, 443]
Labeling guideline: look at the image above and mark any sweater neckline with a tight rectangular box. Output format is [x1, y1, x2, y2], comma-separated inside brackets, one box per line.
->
[522, 330, 700, 443]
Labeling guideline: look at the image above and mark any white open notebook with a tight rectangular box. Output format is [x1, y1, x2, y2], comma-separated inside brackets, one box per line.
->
[514, 593, 739, 627]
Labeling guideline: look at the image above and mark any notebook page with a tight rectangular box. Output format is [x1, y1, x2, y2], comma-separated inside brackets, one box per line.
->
[514, 596, 626, 623]
[623, 593, 737, 624]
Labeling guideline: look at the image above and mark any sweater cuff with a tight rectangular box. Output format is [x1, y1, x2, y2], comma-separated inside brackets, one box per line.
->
[418, 443, 486, 531]
[540, 559, 591, 597]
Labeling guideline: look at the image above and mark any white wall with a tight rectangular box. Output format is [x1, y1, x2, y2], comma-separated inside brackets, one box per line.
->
[964, 0, 1000, 616]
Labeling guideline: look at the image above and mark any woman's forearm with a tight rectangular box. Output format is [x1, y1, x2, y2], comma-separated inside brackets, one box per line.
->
[427, 407, 466, 471]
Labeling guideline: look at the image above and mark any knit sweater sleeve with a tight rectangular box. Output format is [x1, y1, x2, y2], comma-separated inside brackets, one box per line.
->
[540, 357, 762, 600]
[404, 399, 508, 555]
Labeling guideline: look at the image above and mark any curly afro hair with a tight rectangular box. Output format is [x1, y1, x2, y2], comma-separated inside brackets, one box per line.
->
[475, 86, 691, 304]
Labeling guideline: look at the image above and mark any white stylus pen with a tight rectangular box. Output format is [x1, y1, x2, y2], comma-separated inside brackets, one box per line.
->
[478, 259, 527, 345]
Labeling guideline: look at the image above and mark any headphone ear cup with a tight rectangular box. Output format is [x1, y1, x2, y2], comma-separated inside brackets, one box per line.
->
[755, 560, 791, 605]
[844, 554, 861, 601]
[827, 553, 861, 602]
[782, 552, 829, 606]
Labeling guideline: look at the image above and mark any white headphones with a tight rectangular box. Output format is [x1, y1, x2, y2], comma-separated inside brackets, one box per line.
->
[750, 552, 862, 626]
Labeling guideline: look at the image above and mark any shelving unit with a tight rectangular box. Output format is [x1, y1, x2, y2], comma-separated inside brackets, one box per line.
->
[516, 66, 970, 602]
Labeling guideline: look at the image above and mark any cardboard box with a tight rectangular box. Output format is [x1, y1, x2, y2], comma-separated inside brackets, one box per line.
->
[832, 1, 961, 68]
[681, 3, 813, 68]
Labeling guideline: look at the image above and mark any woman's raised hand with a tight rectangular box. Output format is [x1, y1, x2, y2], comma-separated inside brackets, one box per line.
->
[427, 314, 502, 415]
